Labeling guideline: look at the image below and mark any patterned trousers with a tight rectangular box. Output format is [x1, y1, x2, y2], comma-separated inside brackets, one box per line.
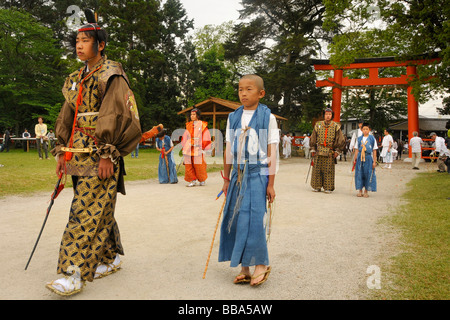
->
[56, 165, 123, 282]
[311, 155, 335, 191]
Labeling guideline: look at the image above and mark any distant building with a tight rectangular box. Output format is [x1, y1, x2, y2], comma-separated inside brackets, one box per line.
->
[337, 115, 449, 142]
[389, 115, 450, 141]
[340, 117, 362, 138]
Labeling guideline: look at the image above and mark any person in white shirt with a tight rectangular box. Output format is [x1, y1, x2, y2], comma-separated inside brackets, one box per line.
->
[303, 134, 310, 159]
[220, 74, 278, 286]
[391, 140, 398, 159]
[430, 132, 450, 173]
[34, 117, 48, 159]
[349, 120, 363, 152]
[380, 128, 394, 168]
[22, 129, 31, 152]
[282, 133, 292, 158]
[409, 131, 423, 169]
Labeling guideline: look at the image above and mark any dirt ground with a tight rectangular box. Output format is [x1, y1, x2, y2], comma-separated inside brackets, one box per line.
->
[0, 156, 430, 300]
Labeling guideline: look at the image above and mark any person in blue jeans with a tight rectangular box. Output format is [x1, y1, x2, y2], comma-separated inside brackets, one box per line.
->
[131, 143, 139, 158]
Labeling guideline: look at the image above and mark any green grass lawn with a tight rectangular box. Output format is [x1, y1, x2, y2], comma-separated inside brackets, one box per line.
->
[372, 171, 450, 300]
[0, 147, 223, 197]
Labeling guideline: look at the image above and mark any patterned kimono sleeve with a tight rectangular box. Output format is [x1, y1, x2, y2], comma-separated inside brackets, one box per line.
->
[334, 125, 346, 152]
[95, 76, 142, 161]
[52, 101, 74, 156]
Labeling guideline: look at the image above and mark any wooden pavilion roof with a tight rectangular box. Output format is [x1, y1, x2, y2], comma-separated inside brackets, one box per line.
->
[177, 97, 288, 121]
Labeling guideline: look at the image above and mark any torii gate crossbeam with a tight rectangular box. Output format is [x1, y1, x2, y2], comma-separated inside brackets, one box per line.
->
[312, 55, 441, 158]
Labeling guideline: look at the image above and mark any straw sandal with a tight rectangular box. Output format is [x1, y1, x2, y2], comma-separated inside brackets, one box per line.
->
[363, 193, 369, 198]
[94, 260, 123, 279]
[46, 276, 85, 296]
[234, 273, 251, 284]
[250, 266, 271, 286]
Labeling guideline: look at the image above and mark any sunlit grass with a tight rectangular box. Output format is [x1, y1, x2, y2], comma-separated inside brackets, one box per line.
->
[0, 147, 222, 197]
[371, 172, 450, 300]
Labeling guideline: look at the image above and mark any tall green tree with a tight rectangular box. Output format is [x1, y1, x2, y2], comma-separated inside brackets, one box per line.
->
[341, 86, 408, 135]
[192, 48, 237, 104]
[98, 0, 161, 131]
[4, 0, 200, 132]
[98, 0, 197, 132]
[150, 0, 197, 131]
[1, 0, 101, 45]
[223, 0, 331, 129]
[191, 23, 242, 105]
[323, 0, 449, 113]
[0, 8, 67, 134]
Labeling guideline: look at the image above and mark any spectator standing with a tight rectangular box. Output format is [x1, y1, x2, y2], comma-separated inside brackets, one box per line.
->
[409, 132, 423, 170]
[131, 143, 139, 158]
[303, 134, 310, 159]
[35, 117, 49, 159]
[430, 132, 450, 173]
[47, 129, 56, 150]
[392, 139, 398, 160]
[380, 129, 394, 169]
[22, 129, 31, 152]
[2, 128, 11, 152]
[397, 139, 404, 159]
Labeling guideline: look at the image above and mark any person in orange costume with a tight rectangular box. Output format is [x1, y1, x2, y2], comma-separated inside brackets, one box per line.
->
[181, 108, 211, 187]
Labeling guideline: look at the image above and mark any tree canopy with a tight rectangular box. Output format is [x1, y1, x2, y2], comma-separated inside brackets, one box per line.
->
[323, 0, 449, 114]
[0, 8, 67, 133]
[224, 0, 331, 129]
[1, 0, 448, 138]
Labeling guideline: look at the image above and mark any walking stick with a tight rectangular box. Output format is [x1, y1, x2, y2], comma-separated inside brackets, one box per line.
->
[161, 143, 170, 180]
[305, 157, 314, 184]
[176, 154, 184, 174]
[350, 159, 356, 192]
[202, 196, 227, 279]
[266, 201, 275, 243]
[25, 172, 65, 270]
[369, 167, 375, 184]
[164, 154, 170, 180]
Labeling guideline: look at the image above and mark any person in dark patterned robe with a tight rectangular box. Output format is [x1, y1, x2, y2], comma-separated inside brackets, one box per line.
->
[309, 108, 346, 193]
[46, 10, 142, 296]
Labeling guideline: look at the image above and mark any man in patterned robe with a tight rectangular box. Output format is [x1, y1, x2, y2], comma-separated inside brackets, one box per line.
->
[310, 108, 346, 193]
[46, 11, 142, 296]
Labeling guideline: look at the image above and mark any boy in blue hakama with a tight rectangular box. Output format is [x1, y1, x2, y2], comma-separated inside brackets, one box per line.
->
[353, 123, 377, 198]
[155, 131, 178, 184]
[218, 74, 279, 286]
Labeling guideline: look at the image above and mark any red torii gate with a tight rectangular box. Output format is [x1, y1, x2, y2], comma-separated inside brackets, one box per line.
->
[312, 55, 441, 157]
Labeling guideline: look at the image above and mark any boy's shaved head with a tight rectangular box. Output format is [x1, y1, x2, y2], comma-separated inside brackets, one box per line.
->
[240, 74, 265, 90]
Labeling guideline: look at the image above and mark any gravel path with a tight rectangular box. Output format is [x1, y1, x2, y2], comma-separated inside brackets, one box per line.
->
[0, 157, 422, 300]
